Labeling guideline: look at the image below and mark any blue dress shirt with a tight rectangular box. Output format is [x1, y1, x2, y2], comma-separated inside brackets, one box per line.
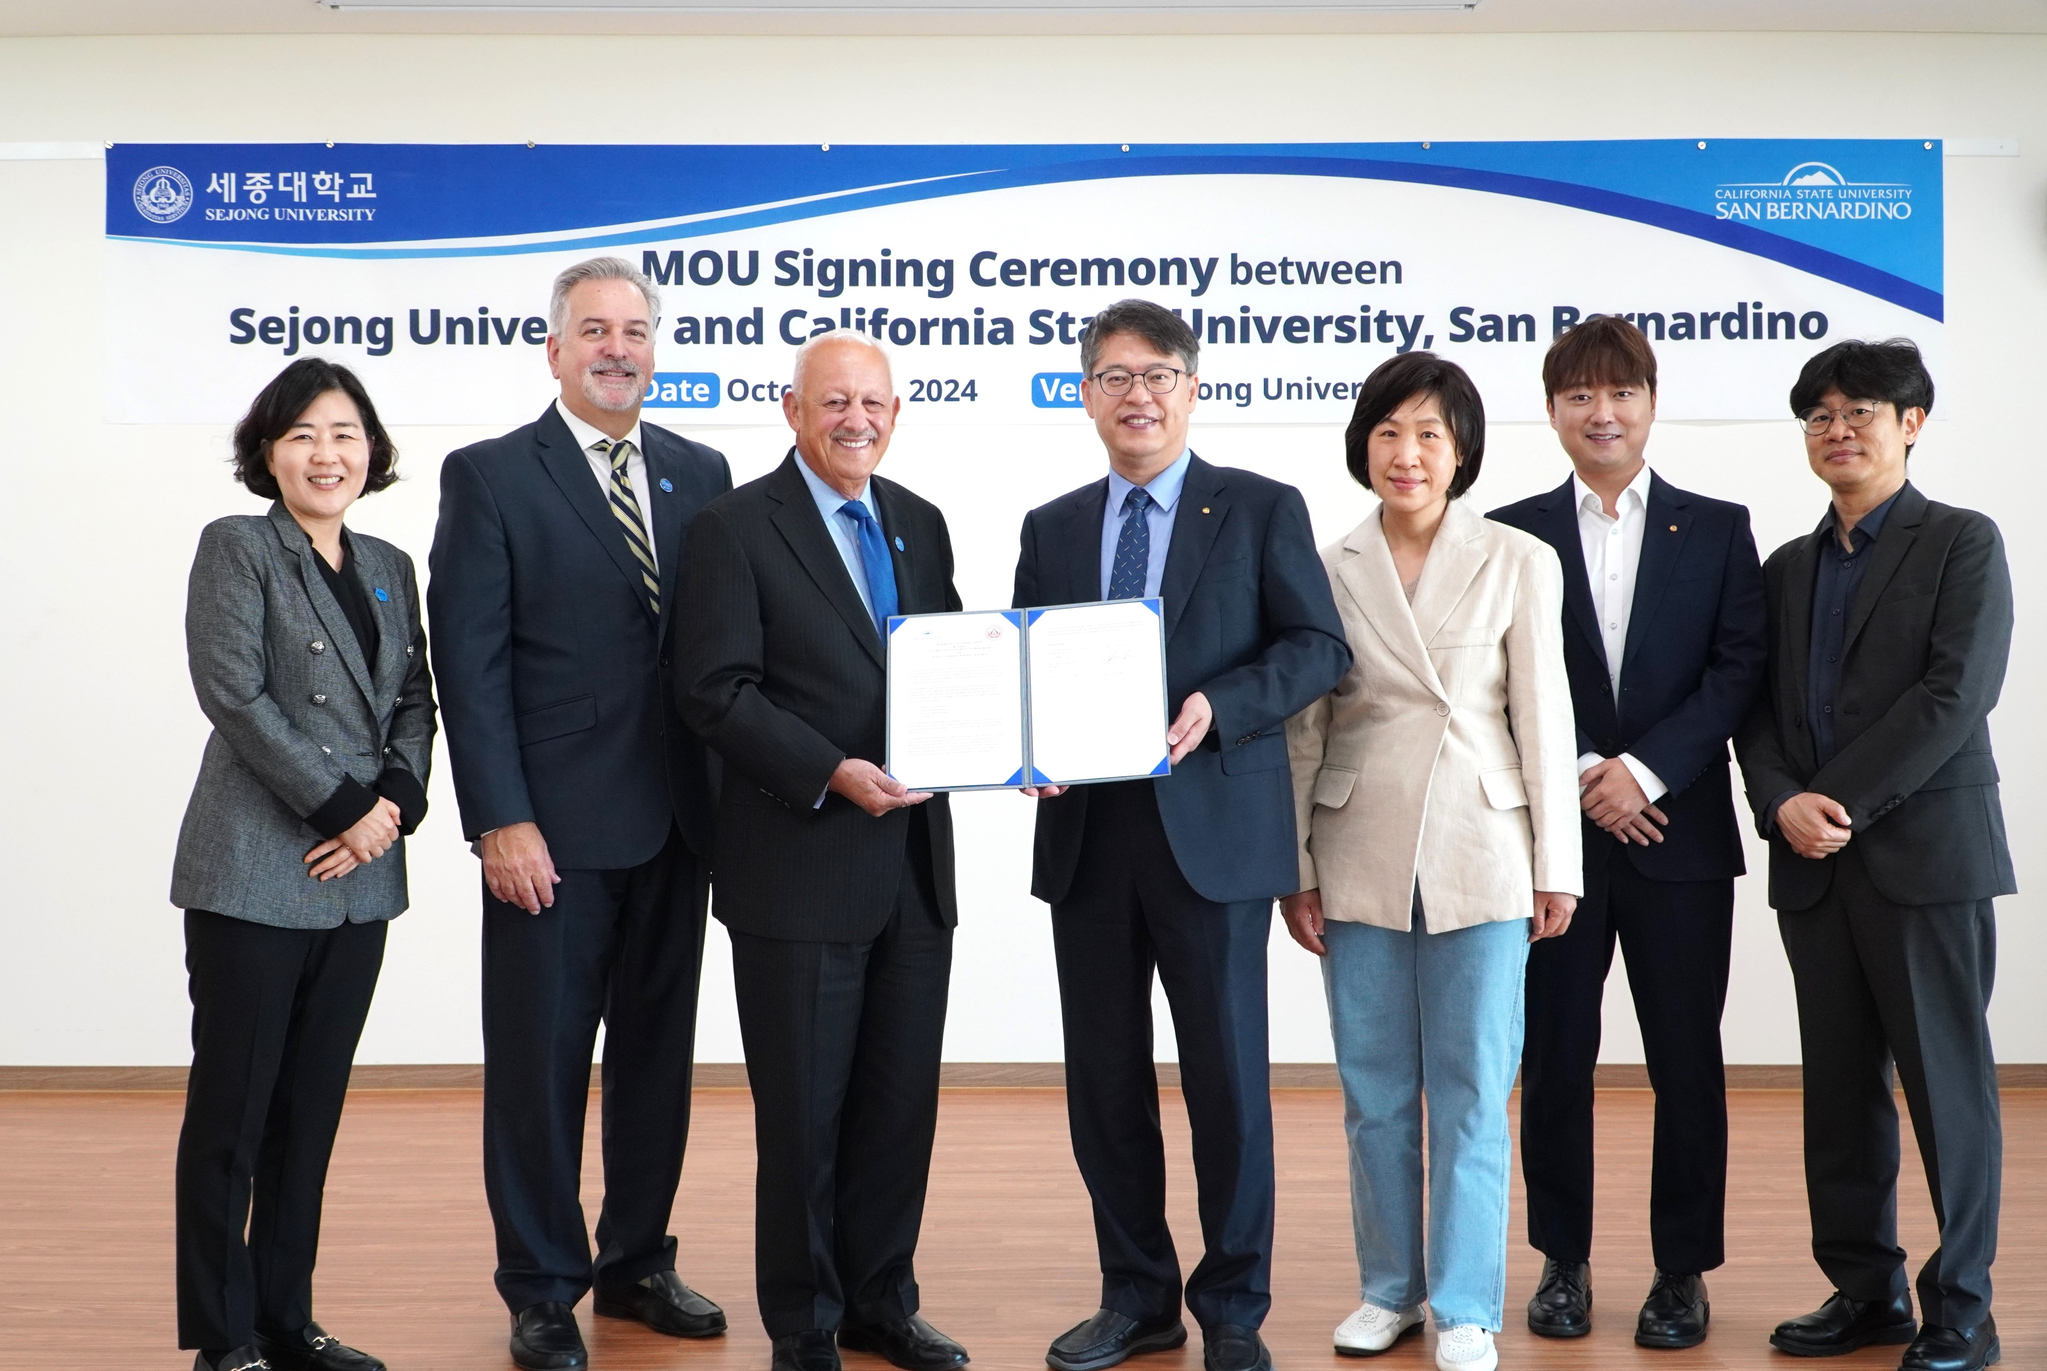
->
[1807, 486, 1902, 765]
[1099, 450, 1192, 601]
[796, 452, 885, 620]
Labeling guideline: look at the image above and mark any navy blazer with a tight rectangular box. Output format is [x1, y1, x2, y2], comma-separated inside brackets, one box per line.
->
[1489, 472, 1766, 883]
[429, 404, 731, 869]
[1014, 454, 1351, 905]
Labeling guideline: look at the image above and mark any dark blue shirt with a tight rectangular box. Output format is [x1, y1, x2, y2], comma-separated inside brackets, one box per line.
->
[1806, 486, 1903, 765]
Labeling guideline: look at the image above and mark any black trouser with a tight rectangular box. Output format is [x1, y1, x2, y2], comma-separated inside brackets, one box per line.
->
[1521, 840, 1733, 1275]
[729, 811, 952, 1339]
[481, 825, 711, 1312]
[176, 909, 387, 1352]
[1051, 781, 1274, 1333]
[1779, 843, 2001, 1331]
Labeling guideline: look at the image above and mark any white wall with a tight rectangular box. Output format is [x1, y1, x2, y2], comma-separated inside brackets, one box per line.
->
[2, 30, 2042, 1068]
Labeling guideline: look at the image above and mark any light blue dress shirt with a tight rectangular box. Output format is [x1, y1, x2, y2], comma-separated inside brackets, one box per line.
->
[796, 452, 885, 619]
[1099, 449, 1192, 601]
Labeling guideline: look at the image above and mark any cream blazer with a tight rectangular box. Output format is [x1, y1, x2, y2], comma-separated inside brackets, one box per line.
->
[1286, 499, 1583, 933]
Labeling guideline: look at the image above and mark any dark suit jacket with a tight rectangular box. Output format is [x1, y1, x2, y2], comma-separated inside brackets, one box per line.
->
[1013, 454, 1351, 906]
[1489, 472, 1767, 883]
[677, 452, 961, 943]
[1733, 482, 2015, 911]
[428, 403, 730, 869]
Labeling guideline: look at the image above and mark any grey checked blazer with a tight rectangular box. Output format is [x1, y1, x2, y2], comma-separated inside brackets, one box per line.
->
[171, 503, 437, 927]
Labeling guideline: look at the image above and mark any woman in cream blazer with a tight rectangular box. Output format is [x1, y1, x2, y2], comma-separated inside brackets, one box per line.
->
[1283, 353, 1581, 1371]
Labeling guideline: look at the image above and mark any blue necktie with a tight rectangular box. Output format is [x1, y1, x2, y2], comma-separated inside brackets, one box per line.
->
[1108, 487, 1154, 600]
[839, 499, 900, 637]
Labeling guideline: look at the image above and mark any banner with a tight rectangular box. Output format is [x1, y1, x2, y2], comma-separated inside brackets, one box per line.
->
[106, 140, 1942, 425]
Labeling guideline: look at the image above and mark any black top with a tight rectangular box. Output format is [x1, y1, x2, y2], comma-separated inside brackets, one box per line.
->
[314, 532, 380, 667]
[1806, 487, 1901, 765]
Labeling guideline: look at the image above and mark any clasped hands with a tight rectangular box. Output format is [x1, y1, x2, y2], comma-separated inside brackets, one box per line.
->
[1775, 791, 1853, 860]
[1021, 691, 1213, 800]
[303, 796, 403, 882]
[1580, 756, 1668, 846]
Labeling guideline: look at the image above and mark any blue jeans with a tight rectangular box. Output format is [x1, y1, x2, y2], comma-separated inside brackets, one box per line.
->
[1322, 907, 1529, 1331]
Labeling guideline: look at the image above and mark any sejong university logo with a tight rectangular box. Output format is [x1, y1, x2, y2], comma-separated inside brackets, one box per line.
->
[132, 165, 194, 224]
[1713, 160, 1914, 224]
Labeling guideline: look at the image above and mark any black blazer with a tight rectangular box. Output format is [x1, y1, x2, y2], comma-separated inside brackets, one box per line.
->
[428, 404, 730, 869]
[1733, 482, 2016, 911]
[1489, 473, 1767, 883]
[677, 452, 961, 943]
[1013, 455, 1351, 906]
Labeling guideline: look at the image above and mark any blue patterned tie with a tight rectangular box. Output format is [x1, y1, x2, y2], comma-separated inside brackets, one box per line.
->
[1108, 487, 1154, 600]
[839, 499, 900, 637]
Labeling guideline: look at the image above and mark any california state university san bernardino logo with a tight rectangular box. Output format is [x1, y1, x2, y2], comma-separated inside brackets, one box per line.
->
[132, 165, 194, 224]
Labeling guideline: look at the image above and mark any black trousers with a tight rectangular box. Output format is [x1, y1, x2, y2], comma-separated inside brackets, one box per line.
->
[176, 909, 387, 1352]
[1520, 840, 1733, 1274]
[729, 811, 952, 1339]
[481, 825, 711, 1312]
[1779, 843, 2001, 1330]
[1052, 781, 1274, 1333]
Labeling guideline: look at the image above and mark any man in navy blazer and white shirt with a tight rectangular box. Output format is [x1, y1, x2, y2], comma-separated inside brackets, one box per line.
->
[1488, 316, 1767, 1352]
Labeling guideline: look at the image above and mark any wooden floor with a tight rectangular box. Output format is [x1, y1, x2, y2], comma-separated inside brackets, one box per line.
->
[1, 1087, 2038, 1370]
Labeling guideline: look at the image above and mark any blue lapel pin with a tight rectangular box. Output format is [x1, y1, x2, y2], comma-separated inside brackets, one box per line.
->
[895, 536, 905, 552]
[659, 478, 674, 493]
[374, 587, 389, 602]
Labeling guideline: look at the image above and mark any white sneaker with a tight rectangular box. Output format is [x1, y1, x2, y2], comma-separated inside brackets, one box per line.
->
[1333, 1303, 1424, 1355]
[1434, 1324, 1498, 1371]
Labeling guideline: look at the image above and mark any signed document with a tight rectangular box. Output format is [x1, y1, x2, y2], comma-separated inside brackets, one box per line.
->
[1023, 600, 1170, 785]
[886, 610, 1028, 791]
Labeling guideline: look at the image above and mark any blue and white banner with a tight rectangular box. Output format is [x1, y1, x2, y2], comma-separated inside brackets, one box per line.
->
[106, 140, 1942, 425]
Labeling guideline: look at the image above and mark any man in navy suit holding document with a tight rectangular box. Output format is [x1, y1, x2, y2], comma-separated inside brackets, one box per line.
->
[1013, 300, 1350, 1371]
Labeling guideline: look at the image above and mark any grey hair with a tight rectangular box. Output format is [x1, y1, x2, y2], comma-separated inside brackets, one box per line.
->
[1080, 298, 1199, 379]
[549, 256, 661, 338]
[790, 328, 893, 393]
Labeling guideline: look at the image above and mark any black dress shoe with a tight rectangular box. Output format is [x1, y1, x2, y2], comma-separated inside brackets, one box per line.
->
[510, 1301, 588, 1371]
[256, 1323, 387, 1371]
[1901, 1318, 2000, 1371]
[774, 1330, 844, 1371]
[594, 1270, 728, 1337]
[1527, 1258, 1592, 1338]
[197, 1348, 269, 1371]
[840, 1315, 969, 1370]
[1046, 1309, 1188, 1371]
[1769, 1291, 1916, 1357]
[1635, 1272, 1708, 1349]
[1201, 1326, 1271, 1371]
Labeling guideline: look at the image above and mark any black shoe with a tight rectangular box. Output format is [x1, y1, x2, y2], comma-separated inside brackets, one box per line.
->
[839, 1315, 969, 1370]
[774, 1330, 844, 1371]
[197, 1349, 269, 1371]
[1046, 1309, 1188, 1371]
[1635, 1272, 1708, 1349]
[1901, 1318, 2001, 1371]
[255, 1324, 387, 1371]
[1527, 1258, 1592, 1338]
[510, 1301, 588, 1371]
[594, 1270, 728, 1338]
[1201, 1326, 1271, 1371]
[1768, 1291, 1916, 1357]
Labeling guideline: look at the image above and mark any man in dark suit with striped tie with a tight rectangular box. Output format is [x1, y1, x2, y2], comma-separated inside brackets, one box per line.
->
[430, 257, 731, 1371]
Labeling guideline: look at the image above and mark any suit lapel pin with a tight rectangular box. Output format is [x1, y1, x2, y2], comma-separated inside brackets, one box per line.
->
[1669, 524, 1678, 532]
[895, 536, 906, 552]
[659, 478, 674, 493]
[374, 587, 389, 602]
[1202, 507, 1212, 514]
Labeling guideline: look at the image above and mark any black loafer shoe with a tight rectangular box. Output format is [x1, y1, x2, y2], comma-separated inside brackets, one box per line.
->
[256, 1323, 386, 1371]
[1527, 1258, 1592, 1338]
[774, 1330, 844, 1371]
[840, 1315, 969, 1370]
[1046, 1309, 1188, 1371]
[1201, 1326, 1271, 1371]
[594, 1270, 728, 1338]
[197, 1347, 269, 1371]
[1901, 1318, 2000, 1371]
[1635, 1272, 1708, 1349]
[1768, 1291, 1916, 1357]
[510, 1301, 588, 1371]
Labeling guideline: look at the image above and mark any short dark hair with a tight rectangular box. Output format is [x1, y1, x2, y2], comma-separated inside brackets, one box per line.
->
[1789, 337, 1936, 437]
[1079, 298, 1199, 378]
[1345, 352, 1487, 500]
[231, 358, 398, 500]
[1544, 314, 1657, 400]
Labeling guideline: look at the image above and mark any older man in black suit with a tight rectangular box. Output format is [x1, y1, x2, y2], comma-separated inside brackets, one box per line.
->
[1735, 339, 2013, 1371]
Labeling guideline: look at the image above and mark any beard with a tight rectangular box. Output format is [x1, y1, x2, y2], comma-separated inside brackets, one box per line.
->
[580, 360, 644, 413]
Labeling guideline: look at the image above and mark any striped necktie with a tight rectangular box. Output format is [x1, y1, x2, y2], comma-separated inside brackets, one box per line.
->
[597, 438, 660, 618]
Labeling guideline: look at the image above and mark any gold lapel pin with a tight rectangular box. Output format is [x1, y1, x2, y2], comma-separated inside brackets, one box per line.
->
[1669, 524, 1678, 532]
[1202, 506, 1212, 514]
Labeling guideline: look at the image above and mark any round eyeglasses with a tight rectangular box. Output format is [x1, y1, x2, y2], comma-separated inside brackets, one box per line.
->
[1090, 366, 1187, 397]
[1797, 403, 1884, 436]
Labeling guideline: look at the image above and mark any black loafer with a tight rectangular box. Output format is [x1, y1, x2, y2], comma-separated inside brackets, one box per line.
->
[510, 1301, 587, 1371]
[1527, 1258, 1592, 1338]
[1635, 1272, 1708, 1349]
[197, 1348, 269, 1371]
[774, 1330, 843, 1371]
[1201, 1326, 1271, 1371]
[594, 1270, 728, 1337]
[1769, 1291, 1915, 1357]
[256, 1323, 386, 1371]
[1901, 1318, 2001, 1371]
[839, 1315, 969, 1370]
[1046, 1309, 1188, 1371]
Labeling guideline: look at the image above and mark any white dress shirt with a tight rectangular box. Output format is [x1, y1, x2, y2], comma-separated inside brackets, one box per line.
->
[555, 398, 655, 572]
[1572, 464, 1666, 801]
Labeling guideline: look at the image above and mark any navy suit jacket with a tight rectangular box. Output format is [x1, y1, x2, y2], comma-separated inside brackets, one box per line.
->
[1489, 472, 1766, 883]
[428, 403, 731, 869]
[1013, 454, 1351, 906]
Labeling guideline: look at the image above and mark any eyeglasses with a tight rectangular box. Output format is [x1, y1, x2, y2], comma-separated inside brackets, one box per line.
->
[1090, 366, 1186, 397]
[1797, 402, 1884, 436]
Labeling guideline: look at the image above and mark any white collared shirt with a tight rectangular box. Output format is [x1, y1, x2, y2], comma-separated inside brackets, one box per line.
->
[555, 398, 655, 572]
[1572, 463, 1665, 801]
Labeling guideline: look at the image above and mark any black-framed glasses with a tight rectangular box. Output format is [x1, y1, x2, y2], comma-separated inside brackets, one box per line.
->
[1090, 366, 1186, 397]
[1797, 402, 1884, 436]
